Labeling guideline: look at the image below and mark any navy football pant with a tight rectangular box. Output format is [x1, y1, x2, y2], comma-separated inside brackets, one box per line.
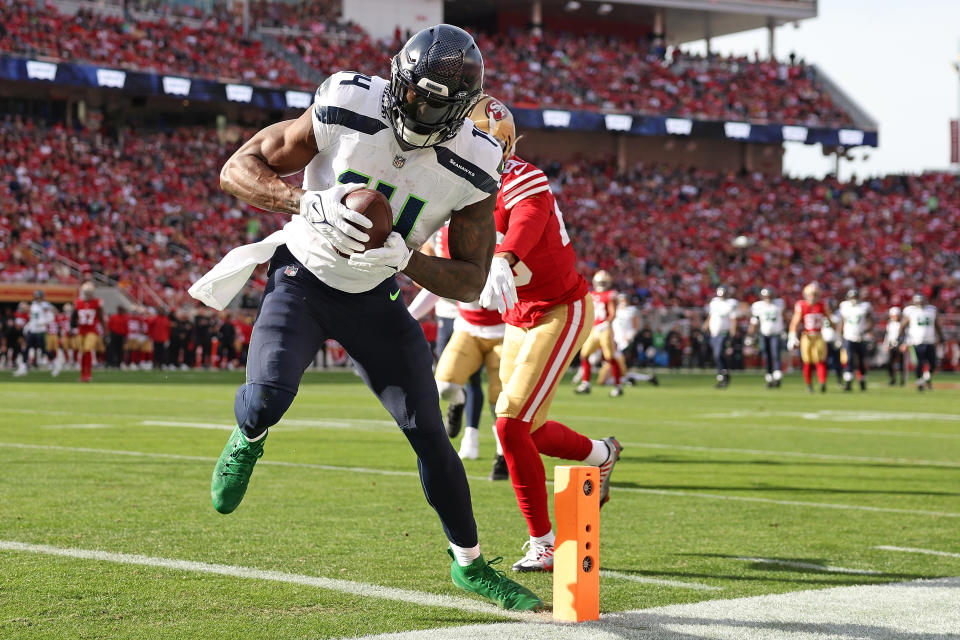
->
[914, 344, 936, 379]
[236, 246, 478, 547]
[710, 334, 729, 375]
[761, 334, 782, 375]
[843, 340, 868, 376]
[435, 314, 484, 429]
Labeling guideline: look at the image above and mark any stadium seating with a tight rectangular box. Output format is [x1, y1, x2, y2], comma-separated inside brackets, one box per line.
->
[3, 2, 854, 126]
[2, 118, 956, 314]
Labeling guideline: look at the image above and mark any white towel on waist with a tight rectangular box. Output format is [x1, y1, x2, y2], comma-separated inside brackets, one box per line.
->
[188, 229, 288, 310]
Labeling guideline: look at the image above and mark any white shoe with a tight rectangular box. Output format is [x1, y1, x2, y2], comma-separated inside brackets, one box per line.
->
[610, 385, 623, 397]
[51, 359, 63, 377]
[572, 368, 583, 385]
[598, 437, 622, 508]
[13, 363, 28, 377]
[511, 539, 554, 572]
[575, 381, 591, 394]
[458, 429, 479, 460]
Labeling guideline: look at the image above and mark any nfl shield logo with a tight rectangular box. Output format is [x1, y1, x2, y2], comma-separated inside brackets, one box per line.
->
[393, 154, 406, 169]
[283, 265, 299, 277]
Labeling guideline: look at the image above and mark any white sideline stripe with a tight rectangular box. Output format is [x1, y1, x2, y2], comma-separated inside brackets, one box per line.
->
[733, 556, 882, 575]
[618, 440, 960, 469]
[875, 545, 960, 559]
[599, 570, 720, 591]
[0, 540, 527, 620]
[7, 442, 960, 519]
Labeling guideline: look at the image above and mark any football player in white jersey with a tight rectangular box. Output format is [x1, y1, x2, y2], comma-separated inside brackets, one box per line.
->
[838, 288, 873, 392]
[883, 306, 906, 386]
[190, 25, 540, 611]
[703, 286, 738, 388]
[899, 294, 944, 392]
[25, 290, 56, 373]
[748, 287, 784, 388]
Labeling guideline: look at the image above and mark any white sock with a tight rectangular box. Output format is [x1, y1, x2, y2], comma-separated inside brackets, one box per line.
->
[491, 424, 504, 456]
[242, 429, 267, 443]
[449, 543, 481, 566]
[773, 370, 782, 380]
[460, 426, 478, 446]
[843, 371, 853, 382]
[583, 439, 609, 466]
[765, 373, 773, 382]
[532, 529, 555, 547]
[923, 371, 931, 381]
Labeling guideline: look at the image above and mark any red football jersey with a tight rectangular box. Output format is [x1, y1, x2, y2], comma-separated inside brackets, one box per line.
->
[795, 300, 825, 334]
[56, 312, 72, 336]
[495, 157, 588, 327]
[591, 290, 616, 326]
[14, 311, 28, 329]
[75, 298, 102, 335]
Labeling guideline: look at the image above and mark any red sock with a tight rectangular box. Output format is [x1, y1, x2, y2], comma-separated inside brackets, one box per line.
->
[531, 420, 593, 461]
[580, 358, 591, 384]
[816, 362, 827, 384]
[496, 417, 551, 537]
[609, 359, 622, 384]
[81, 352, 92, 380]
[803, 363, 812, 385]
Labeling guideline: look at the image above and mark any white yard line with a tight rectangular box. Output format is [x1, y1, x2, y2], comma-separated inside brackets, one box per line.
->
[618, 440, 960, 469]
[337, 577, 960, 640]
[874, 545, 960, 559]
[141, 420, 235, 430]
[38, 424, 112, 430]
[7, 442, 960, 518]
[0, 539, 531, 620]
[598, 570, 721, 591]
[732, 556, 882, 575]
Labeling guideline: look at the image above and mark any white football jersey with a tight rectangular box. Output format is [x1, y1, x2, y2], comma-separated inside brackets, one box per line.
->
[839, 300, 872, 341]
[903, 304, 937, 345]
[613, 304, 639, 350]
[285, 71, 502, 293]
[884, 320, 901, 348]
[26, 301, 54, 333]
[750, 299, 784, 336]
[706, 297, 738, 336]
[821, 312, 840, 343]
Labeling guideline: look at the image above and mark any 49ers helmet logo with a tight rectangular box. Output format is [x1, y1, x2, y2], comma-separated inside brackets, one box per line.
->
[485, 100, 507, 121]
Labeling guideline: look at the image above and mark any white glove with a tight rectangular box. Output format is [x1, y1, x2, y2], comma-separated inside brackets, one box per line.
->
[787, 334, 799, 350]
[479, 256, 518, 313]
[348, 232, 412, 275]
[300, 183, 371, 255]
[834, 339, 843, 350]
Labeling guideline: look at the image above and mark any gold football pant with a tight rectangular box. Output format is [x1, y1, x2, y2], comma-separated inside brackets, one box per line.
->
[435, 330, 503, 401]
[580, 324, 615, 362]
[497, 294, 593, 430]
[800, 333, 826, 364]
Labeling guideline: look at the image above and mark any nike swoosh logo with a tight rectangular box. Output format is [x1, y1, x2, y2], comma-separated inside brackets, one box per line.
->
[389, 290, 400, 301]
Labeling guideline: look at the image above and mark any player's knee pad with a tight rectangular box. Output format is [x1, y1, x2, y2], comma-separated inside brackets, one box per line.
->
[234, 383, 295, 436]
[436, 380, 465, 405]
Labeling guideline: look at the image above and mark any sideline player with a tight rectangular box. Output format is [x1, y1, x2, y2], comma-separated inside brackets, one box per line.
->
[748, 287, 784, 388]
[883, 306, 906, 386]
[704, 286, 738, 388]
[821, 306, 844, 387]
[838, 288, 873, 391]
[25, 290, 55, 371]
[787, 282, 834, 393]
[899, 294, 943, 392]
[73, 282, 103, 383]
[188, 26, 541, 611]
[468, 95, 621, 572]
[576, 270, 624, 397]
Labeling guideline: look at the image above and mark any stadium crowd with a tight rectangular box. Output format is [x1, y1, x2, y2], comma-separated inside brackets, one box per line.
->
[3, 1, 853, 126]
[2, 116, 957, 319]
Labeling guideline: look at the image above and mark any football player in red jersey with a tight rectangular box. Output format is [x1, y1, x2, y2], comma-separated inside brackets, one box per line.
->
[73, 282, 104, 382]
[576, 270, 624, 397]
[470, 96, 622, 572]
[787, 282, 835, 393]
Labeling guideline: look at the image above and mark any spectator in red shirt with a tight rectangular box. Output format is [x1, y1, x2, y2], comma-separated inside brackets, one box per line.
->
[150, 310, 172, 369]
[106, 306, 129, 368]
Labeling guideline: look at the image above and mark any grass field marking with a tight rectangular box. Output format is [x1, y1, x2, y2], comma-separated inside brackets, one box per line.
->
[618, 440, 960, 469]
[617, 486, 960, 518]
[38, 423, 112, 430]
[874, 545, 960, 559]
[141, 420, 235, 430]
[8, 442, 960, 519]
[599, 570, 721, 591]
[0, 539, 533, 621]
[700, 409, 960, 423]
[731, 556, 883, 575]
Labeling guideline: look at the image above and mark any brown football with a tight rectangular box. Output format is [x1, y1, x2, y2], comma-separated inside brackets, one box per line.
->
[341, 188, 394, 255]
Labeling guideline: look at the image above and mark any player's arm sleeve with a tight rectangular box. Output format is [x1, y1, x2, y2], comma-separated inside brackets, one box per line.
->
[310, 75, 345, 152]
[497, 190, 552, 261]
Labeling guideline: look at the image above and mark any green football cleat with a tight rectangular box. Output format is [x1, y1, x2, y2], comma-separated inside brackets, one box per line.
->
[211, 427, 265, 514]
[448, 549, 543, 611]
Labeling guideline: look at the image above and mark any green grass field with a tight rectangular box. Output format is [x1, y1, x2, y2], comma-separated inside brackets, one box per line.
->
[1, 369, 959, 639]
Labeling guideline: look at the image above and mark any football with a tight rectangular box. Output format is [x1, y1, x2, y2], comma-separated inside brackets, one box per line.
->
[342, 188, 394, 254]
